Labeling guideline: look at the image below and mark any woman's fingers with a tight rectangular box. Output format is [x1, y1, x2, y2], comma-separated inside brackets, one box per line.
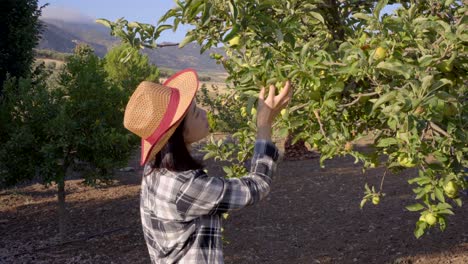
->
[276, 81, 292, 107]
[268, 85, 276, 100]
[259, 87, 265, 100]
[262, 81, 293, 109]
[277, 80, 291, 99]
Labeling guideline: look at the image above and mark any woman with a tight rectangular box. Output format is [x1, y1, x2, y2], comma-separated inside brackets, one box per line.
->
[124, 69, 292, 263]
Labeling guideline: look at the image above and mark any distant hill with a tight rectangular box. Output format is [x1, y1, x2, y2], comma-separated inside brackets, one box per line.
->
[38, 19, 225, 72]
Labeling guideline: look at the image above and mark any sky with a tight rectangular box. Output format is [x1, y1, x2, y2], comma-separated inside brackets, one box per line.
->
[38, 0, 399, 43]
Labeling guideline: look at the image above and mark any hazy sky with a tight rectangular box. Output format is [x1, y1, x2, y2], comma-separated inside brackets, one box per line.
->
[39, 0, 399, 43]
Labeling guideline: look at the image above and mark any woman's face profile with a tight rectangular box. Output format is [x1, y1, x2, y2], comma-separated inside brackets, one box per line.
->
[183, 100, 210, 144]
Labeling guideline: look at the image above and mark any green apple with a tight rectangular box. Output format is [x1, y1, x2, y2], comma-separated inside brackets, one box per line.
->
[228, 36, 241, 47]
[443, 181, 459, 198]
[372, 196, 380, 205]
[425, 213, 437, 226]
[251, 107, 257, 116]
[240, 106, 247, 117]
[373, 47, 387, 61]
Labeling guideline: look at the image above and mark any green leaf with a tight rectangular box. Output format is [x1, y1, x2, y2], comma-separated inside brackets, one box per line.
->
[436, 202, 452, 210]
[310, 12, 325, 24]
[374, 0, 389, 19]
[434, 188, 445, 203]
[438, 216, 446, 231]
[364, 183, 371, 192]
[372, 91, 397, 112]
[437, 209, 454, 215]
[179, 34, 195, 48]
[376, 61, 411, 79]
[301, 42, 311, 58]
[376, 138, 398, 147]
[223, 24, 240, 42]
[414, 221, 427, 238]
[353, 13, 372, 21]
[436, 20, 451, 33]
[156, 24, 173, 34]
[408, 177, 421, 184]
[95, 18, 112, 28]
[360, 198, 367, 209]
[431, 79, 453, 91]
[418, 55, 434, 67]
[203, 151, 217, 160]
[228, 1, 237, 20]
[406, 203, 425, 212]
[420, 75, 434, 92]
[324, 86, 344, 100]
[223, 166, 232, 175]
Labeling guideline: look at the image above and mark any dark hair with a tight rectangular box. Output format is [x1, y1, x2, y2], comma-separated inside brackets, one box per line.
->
[147, 117, 204, 174]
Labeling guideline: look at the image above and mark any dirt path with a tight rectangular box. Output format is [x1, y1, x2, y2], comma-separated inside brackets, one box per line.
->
[1, 147, 467, 263]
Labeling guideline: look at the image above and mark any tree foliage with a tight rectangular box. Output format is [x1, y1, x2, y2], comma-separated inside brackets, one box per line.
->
[0, 44, 133, 239]
[104, 43, 159, 95]
[103, 0, 467, 237]
[1, 44, 132, 185]
[0, 0, 45, 93]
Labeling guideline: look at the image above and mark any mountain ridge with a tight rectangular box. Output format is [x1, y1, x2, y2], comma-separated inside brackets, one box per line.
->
[38, 19, 225, 72]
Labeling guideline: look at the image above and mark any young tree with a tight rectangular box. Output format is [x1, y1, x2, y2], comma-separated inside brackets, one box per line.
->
[0, 0, 45, 93]
[102, 0, 467, 237]
[104, 43, 159, 95]
[0, 44, 132, 241]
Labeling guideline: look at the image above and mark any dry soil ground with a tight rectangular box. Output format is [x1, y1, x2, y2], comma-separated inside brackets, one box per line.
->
[1, 142, 467, 264]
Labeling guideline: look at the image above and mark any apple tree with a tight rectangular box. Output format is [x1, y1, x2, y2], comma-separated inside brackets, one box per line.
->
[100, 0, 467, 237]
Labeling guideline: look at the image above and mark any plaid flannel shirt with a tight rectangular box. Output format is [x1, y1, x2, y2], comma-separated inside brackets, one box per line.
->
[140, 140, 279, 264]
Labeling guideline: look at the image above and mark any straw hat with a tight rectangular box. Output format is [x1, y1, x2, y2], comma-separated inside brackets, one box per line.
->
[123, 68, 199, 165]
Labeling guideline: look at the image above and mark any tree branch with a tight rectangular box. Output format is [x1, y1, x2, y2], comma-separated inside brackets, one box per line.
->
[340, 91, 379, 107]
[156, 43, 179, 48]
[379, 169, 388, 193]
[313, 109, 326, 136]
[289, 102, 308, 112]
[420, 121, 429, 141]
[429, 122, 451, 138]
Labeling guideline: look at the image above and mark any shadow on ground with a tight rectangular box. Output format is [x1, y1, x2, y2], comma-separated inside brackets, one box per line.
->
[1, 149, 467, 264]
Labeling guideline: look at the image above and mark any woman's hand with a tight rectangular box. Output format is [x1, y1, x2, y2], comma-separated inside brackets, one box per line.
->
[256, 81, 293, 140]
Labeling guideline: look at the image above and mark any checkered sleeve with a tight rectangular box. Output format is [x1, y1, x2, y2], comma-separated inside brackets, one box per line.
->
[175, 140, 279, 218]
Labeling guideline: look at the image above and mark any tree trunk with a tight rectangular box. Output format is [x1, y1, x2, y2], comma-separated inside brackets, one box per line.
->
[284, 133, 318, 161]
[57, 177, 67, 243]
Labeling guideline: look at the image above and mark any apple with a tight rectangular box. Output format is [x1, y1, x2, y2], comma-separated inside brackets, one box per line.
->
[443, 181, 459, 198]
[228, 36, 241, 47]
[251, 107, 257, 116]
[372, 196, 380, 205]
[425, 213, 437, 226]
[240, 106, 247, 117]
[373, 47, 387, 61]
